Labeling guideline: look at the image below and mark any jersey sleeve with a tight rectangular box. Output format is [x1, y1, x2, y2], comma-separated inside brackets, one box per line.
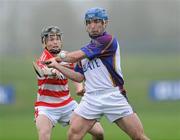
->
[81, 34, 117, 60]
[74, 62, 84, 75]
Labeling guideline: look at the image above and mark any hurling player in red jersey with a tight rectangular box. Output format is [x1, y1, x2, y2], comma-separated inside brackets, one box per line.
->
[33, 26, 104, 140]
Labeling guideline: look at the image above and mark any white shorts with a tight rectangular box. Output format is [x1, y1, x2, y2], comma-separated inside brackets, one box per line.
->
[74, 87, 133, 123]
[34, 100, 78, 126]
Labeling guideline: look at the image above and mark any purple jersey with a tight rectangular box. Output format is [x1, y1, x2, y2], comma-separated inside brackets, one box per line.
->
[75, 32, 124, 92]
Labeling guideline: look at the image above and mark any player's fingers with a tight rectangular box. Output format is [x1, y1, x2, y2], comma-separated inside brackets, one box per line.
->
[76, 89, 85, 96]
[55, 57, 62, 63]
[77, 92, 84, 96]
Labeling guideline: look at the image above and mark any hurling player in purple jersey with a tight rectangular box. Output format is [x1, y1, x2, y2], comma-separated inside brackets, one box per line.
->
[45, 7, 149, 140]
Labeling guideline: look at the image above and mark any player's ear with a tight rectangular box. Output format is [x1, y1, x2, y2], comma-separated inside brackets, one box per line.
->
[103, 20, 108, 28]
[60, 42, 63, 50]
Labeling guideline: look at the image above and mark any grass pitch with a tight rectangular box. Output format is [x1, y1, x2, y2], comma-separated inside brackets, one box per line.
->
[0, 53, 179, 140]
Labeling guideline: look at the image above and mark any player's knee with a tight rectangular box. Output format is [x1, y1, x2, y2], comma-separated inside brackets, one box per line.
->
[131, 132, 149, 140]
[68, 127, 84, 140]
[38, 128, 51, 139]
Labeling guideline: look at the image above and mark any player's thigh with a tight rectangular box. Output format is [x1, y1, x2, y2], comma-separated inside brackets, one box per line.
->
[69, 112, 96, 134]
[36, 114, 53, 132]
[115, 113, 144, 136]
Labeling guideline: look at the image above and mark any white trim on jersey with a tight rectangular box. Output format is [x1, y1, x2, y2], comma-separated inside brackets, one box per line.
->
[39, 83, 69, 92]
[37, 94, 71, 104]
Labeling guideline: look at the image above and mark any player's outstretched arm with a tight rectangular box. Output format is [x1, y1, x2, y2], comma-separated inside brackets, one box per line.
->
[56, 50, 86, 63]
[44, 58, 84, 82]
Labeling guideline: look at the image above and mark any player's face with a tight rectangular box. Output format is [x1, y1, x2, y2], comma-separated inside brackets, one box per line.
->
[45, 34, 62, 54]
[85, 19, 107, 37]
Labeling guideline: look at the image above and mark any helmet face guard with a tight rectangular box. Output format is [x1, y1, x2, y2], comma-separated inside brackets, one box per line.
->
[41, 26, 63, 54]
[85, 7, 108, 22]
[41, 26, 63, 44]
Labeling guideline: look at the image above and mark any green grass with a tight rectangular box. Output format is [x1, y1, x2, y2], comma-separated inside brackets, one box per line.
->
[0, 53, 180, 140]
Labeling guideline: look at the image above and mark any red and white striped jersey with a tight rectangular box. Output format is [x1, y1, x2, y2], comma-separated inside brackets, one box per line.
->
[34, 49, 74, 108]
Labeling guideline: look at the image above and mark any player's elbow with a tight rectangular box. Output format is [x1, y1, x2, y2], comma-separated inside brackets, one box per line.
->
[73, 74, 84, 83]
[74, 77, 84, 83]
